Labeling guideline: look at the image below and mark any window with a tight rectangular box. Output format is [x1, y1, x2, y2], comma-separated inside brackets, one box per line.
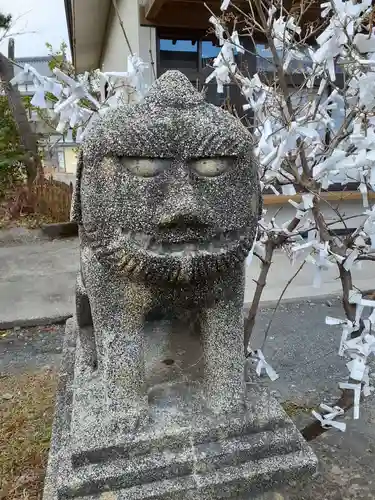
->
[256, 43, 313, 74]
[255, 43, 344, 75]
[158, 36, 221, 75]
[159, 39, 198, 73]
[201, 40, 220, 69]
[157, 30, 252, 116]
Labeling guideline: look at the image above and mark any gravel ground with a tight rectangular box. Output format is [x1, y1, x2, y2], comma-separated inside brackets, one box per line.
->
[0, 323, 64, 375]
[1, 298, 375, 499]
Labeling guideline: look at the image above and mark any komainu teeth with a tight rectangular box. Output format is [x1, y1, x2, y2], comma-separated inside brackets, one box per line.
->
[118, 255, 131, 268]
[169, 268, 180, 282]
[120, 230, 250, 256]
[179, 266, 192, 282]
[133, 264, 145, 277]
[144, 235, 152, 249]
[125, 258, 137, 272]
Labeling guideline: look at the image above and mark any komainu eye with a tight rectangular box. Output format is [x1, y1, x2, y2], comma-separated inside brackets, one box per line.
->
[120, 158, 170, 177]
[190, 157, 234, 177]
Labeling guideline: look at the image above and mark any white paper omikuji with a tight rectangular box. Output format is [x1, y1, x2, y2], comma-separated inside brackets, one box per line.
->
[281, 184, 297, 195]
[245, 228, 258, 265]
[208, 16, 225, 46]
[359, 175, 369, 208]
[349, 290, 375, 309]
[363, 209, 375, 249]
[220, 0, 231, 10]
[198, 3, 375, 433]
[301, 193, 314, 209]
[339, 382, 361, 420]
[205, 33, 244, 93]
[248, 349, 279, 382]
[99, 55, 148, 105]
[10, 54, 148, 138]
[347, 358, 366, 382]
[30, 88, 47, 108]
[312, 404, 346, 432]
[325, 314, 360, 356]
[343, 249, 359, 271]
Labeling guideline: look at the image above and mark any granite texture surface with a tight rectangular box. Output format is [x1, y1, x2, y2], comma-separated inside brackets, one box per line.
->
[43, 318, 317, 500]
[72, 70, 262, 428]
[43, 71, 317, 499]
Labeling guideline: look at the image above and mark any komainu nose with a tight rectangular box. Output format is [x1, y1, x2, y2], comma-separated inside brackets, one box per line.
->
[157, 185, 211, 231]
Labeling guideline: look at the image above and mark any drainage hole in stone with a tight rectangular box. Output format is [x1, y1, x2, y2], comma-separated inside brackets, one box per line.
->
[162, 359, 175, 366]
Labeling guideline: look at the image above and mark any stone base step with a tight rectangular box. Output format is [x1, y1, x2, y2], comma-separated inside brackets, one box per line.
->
[43, 318, 318, 500]
[71, 450, 316, 500]
[60, 425, 310, 498]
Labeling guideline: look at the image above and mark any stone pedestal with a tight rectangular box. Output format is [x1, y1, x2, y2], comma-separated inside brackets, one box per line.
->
[43, 318, 317, 499]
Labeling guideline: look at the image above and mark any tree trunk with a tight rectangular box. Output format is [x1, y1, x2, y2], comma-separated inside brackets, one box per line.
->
[0, 39, 43, 183]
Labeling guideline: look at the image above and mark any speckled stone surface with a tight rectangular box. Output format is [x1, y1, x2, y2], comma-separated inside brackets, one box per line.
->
[43, 71, 317, 499]
[43, 318, 317, 499]
[72, 70, 262, 425]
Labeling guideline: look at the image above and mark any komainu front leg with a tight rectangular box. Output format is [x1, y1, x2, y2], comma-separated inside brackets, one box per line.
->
[200, 299, 245, 415]
[84, 260, 152, 432]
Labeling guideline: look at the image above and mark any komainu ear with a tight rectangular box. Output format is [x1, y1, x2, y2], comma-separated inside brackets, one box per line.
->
[70, 149, 84, 224]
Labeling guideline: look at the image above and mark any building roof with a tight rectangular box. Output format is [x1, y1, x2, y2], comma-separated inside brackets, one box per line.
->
[14, 56, 53, 83]
[64, 0, 111, 73]
[64, 0, 74, 61]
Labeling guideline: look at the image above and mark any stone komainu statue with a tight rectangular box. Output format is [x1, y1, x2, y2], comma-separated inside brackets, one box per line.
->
[71, 70, 262, 429]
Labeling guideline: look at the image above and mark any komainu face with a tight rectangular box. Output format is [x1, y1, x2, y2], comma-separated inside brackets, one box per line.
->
[73, 71, 261, 284]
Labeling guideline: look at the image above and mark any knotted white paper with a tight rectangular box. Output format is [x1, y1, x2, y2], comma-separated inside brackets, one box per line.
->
[248, 349, 279, 381]
[339, 382, 361, 419]
[312, 404, 346, 432]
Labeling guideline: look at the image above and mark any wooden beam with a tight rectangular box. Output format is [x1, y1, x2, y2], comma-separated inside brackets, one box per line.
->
[167, 0, 221, 3]
[140, 4, 216, 29]
[139, 2, 214, 30]
[263, 191, 375, 205]
[146, 0, 167, 19]
[141, 0, 321, 30]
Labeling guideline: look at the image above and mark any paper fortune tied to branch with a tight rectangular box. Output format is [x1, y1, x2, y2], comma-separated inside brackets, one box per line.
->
[248, 349, 279, 381]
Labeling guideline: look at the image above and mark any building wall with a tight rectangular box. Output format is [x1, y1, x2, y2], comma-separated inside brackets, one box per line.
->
[64, 147, 78, 174]
[101, 1, 130, 72]
[264, 199, 366, 232]
[100, 0, 157, 88]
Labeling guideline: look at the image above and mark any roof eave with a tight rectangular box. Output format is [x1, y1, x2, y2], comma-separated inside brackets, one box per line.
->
[64, 0, 111, 73]
[64, 0, 75, 68]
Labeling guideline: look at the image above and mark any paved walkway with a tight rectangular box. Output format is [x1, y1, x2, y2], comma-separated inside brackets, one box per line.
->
[0, 238, 78, 328]
[1, 234, 375, 327]
[244, 250, 375, 303]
